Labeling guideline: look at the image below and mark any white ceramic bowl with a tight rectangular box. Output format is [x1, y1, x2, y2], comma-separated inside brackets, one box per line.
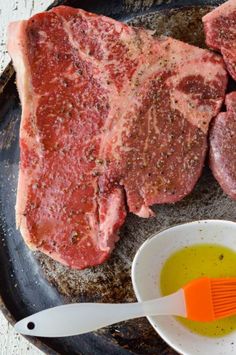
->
[131, 220, 236, 355]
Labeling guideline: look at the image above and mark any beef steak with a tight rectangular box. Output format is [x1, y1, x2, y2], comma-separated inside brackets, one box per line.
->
[203, 1, 236, 199]
[203, 0, 236, 80]
[210, 93, 236, 199]
[8, 6, 227, 269]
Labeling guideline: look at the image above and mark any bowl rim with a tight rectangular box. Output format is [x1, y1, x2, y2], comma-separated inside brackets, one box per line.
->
[131, 219, 236, 355]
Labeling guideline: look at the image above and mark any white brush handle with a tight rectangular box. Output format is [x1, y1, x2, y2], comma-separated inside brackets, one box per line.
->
[14, 289, 186, 337]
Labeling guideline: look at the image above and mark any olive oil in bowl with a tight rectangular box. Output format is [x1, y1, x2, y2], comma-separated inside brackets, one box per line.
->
[160, 244, 236, 337]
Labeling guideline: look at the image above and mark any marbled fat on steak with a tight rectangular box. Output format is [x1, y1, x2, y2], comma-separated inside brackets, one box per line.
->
[203, 0, 236, 199]
[203, 0, 236, 80]
[210, 93, 236, 200]
[8, 6, 227, 269]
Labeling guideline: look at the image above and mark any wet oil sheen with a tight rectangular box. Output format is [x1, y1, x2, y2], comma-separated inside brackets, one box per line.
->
[160, 244, 236, 337]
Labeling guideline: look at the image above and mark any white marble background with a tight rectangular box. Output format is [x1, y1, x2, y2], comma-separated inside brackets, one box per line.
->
[0, 1, 54, 354]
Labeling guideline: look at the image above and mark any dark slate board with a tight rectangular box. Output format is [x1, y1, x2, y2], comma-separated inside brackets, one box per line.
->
[0, 1, 233, 354]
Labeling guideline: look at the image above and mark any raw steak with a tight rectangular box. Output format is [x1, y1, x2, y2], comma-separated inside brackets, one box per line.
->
[210, 92, 236, 199]
[203, 0, 236, 80]
[203, 1, 236, 199]
[8, 6, 227, 269]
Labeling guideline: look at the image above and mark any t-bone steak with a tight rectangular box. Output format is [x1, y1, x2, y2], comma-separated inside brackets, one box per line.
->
[210, 93, 236, 200]
[7, 6, 227, 269]
[203, 0, 236, 80]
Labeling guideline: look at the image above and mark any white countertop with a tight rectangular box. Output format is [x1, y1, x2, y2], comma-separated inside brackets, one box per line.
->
[0, 2, 53, 354]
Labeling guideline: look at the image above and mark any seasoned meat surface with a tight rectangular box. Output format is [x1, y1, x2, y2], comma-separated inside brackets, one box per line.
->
[8, 6, 227, 268]
[203, 0, 236, 80]
[210, 93, 236, 200]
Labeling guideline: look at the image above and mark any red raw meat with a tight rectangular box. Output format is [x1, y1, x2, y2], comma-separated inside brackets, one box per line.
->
[203, 0, 236, 80]
[210, 93, 236, 199]
[8, 6, 227, 269]
[203, 0, 236, 199]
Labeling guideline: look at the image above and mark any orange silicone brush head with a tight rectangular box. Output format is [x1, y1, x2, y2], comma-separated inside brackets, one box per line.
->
[183, 277, 236, 322]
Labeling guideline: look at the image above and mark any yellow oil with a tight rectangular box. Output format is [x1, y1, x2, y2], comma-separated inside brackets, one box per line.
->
[160, 244, 236, 337]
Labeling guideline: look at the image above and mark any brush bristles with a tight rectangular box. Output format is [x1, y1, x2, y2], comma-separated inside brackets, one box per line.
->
[211, 278, 236, 318]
